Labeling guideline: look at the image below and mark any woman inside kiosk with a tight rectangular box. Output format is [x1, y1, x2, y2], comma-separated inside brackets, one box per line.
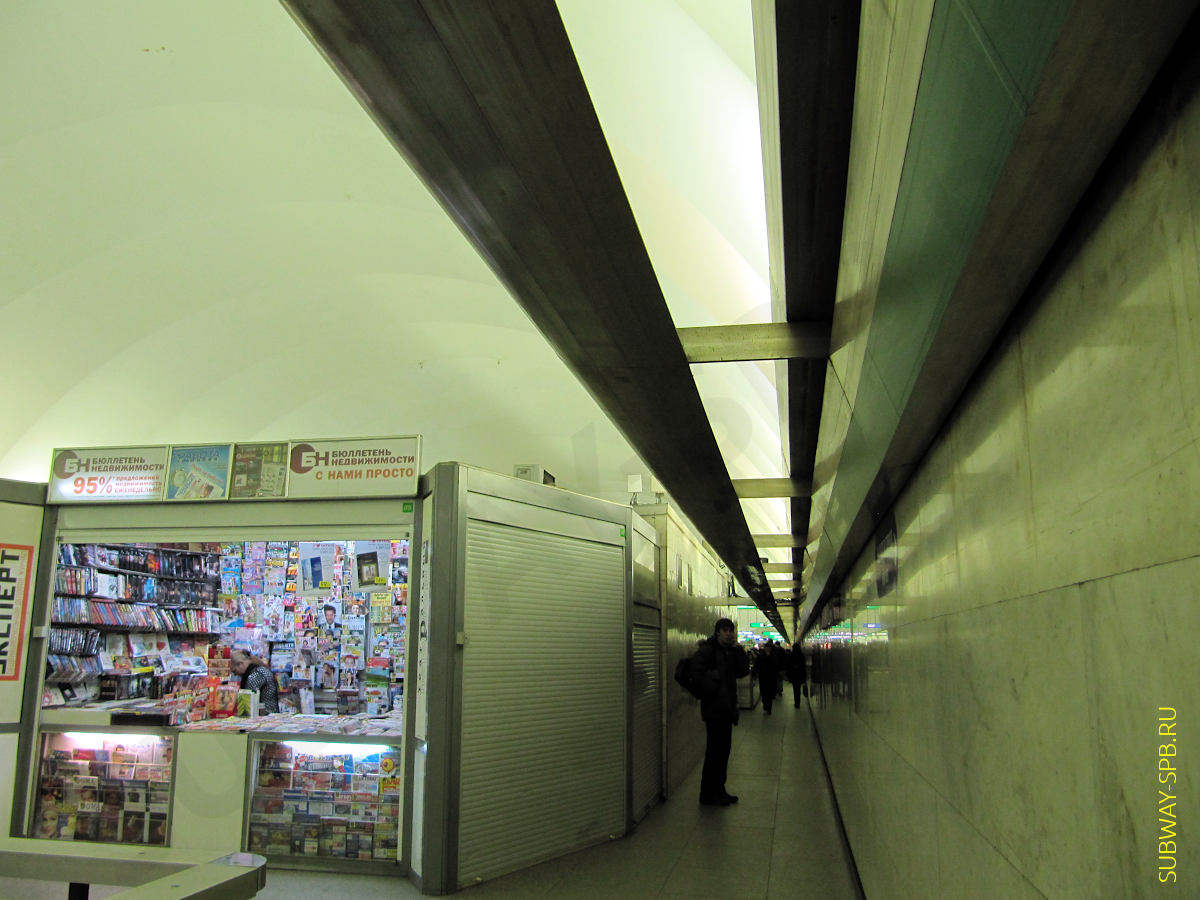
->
[230, 649, 280, 713]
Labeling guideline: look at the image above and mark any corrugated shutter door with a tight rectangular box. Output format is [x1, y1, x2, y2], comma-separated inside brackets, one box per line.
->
[631, 625, 662, 820]
[458, 518, 626, 886]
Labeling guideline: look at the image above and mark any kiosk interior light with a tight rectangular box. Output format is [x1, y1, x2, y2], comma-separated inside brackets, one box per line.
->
[282, 740, 392, 757]
[63, 732, 162, 750]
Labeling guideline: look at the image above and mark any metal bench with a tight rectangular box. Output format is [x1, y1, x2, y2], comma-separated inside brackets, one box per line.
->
[0, 843, 266, 900]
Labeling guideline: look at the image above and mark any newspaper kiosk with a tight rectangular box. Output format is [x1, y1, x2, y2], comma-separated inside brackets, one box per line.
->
[13, 437, 420, 876]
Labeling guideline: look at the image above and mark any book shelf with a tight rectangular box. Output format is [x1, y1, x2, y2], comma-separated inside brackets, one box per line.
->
[45, 543, 223, 702]
[31, 730, 175, 846]
[56, 543, 219, 605]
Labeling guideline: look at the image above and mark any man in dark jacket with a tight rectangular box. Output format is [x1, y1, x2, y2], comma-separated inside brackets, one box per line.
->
[689, 617, 750, 805]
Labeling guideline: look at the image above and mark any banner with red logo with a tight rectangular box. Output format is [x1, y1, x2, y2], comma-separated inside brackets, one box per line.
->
[287, 436, 421, 499]
[47, 437, 420, 503]
[47, 446, 170, 503]
[0, 543, 33, 683]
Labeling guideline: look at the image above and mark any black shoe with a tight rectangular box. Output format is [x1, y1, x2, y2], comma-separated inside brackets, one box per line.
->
[699, 794, 731, 806]
[722, 792, 739, 803]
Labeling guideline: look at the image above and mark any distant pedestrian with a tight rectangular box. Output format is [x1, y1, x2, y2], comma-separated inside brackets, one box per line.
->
[689, 618, 750, 806]
[754, 642, 780, 714]
[787, 645, 808, 707]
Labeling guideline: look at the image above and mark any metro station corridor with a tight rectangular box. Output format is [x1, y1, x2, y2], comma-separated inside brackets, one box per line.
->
[3, 6, 1199, 900]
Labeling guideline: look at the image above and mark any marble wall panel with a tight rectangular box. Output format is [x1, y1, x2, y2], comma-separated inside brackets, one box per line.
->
[890, 487, 920, 631]
[903, 442, 958, 627]
[930, 589, 1101, 898]
[872, 741, 941, 900]
[810, 28, 1200, 899]
[948, 348, 1037, 610]
[935, 791, 1044, 899]
[846, 726, 890, 900]
[812, 700, 867, 851]
[886, 617, 943, 780]
[1020, 66, 1200, 595]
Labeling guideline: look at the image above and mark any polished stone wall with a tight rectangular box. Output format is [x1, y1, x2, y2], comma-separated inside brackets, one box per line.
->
[808, 37, 1200, 900]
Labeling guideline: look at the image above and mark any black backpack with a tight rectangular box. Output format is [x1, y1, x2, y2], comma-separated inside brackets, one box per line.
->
[674, 654, 706, 699]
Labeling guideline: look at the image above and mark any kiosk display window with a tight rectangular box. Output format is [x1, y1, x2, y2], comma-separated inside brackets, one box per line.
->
[41, 537, 410, 722]
[246, 738, 401, 861]
[31, 730, 174, 845]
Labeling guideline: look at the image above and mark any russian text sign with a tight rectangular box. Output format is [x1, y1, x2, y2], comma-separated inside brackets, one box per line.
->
[287, 436, 421, 498]
[0, 543, 33, 682]
[48, 446, 169, 503]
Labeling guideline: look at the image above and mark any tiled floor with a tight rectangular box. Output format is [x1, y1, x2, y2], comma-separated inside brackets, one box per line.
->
[0, 702, 862, 900]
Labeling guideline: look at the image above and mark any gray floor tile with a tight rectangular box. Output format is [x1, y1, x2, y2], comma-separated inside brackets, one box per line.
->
[257, 869, 421, 899]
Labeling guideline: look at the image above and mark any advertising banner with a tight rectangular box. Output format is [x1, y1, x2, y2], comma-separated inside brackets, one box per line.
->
[47, 435, 421, 503]
[287, 436, 421, 498]
[229, 442, 289, 499]
[0, 490, 42, 726]
[165, 444, 233, 501]
[297, 541, 340, 596]
[48, 446, 169, 503]
[0, 543, 33, 684]
[352, 540, 392, 591]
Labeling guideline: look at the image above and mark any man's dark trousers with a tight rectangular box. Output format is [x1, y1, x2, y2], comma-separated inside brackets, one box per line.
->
[700, 718, 733, 798]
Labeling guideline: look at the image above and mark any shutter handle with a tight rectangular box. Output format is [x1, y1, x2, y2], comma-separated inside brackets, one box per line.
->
[456, 631, 468, 646]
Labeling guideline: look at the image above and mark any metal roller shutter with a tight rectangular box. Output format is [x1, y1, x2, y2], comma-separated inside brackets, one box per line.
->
[631, 624, 662, 821]
[458, 518, 626, 886]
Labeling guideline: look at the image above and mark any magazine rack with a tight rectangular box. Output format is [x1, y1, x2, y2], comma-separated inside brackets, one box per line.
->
[30, 727, 176, 847]
[243, 734, 403, 872]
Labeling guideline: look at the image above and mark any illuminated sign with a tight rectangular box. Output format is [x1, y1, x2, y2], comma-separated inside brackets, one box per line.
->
[46, 436, 421, 504]
[48, 446, 169, 503]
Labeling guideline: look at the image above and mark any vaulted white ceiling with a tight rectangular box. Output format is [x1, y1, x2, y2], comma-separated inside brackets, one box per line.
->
[0, 1, 788, 549]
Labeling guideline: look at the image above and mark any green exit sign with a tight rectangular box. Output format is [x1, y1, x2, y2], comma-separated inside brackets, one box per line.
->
[750, 622, 764, 627]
